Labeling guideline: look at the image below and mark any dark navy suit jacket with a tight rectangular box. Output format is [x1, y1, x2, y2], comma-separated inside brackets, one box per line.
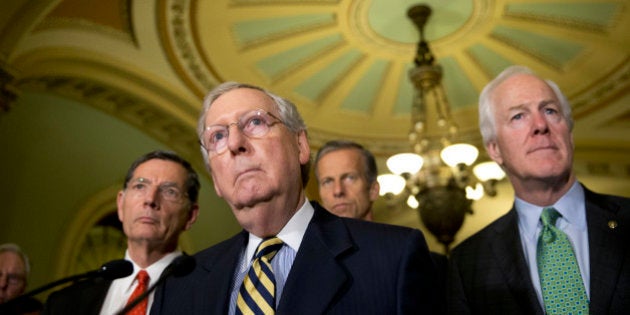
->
[448, 185, 630, 314]
[42, 278, 111, 315]
[152, 202, 441, 314]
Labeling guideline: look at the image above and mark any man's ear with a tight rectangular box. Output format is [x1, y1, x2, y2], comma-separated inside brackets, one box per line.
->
[184, 204, 199, 230]
[116, 190, 125, 222]
[211, 172, 223, 198]
[297, 130, 310, 165]
[486, 141, 503, 165]
[369, 180, 380, 202]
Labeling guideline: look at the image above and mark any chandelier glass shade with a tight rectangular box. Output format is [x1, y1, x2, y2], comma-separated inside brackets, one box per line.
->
[376, 4, 505, 252]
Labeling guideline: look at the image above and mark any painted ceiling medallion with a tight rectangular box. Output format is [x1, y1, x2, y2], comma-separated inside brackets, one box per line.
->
[161, 0, 628, 154]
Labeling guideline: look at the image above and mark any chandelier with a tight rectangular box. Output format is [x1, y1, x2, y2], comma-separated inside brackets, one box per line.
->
[377, 4, 505, 253]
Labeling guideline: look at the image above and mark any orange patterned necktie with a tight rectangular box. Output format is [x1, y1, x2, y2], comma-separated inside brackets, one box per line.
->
[125, 270, 150, 315]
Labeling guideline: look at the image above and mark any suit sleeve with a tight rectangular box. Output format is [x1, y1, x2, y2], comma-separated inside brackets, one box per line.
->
[447, 251, 471, 315]
[396, 229, 442, 314]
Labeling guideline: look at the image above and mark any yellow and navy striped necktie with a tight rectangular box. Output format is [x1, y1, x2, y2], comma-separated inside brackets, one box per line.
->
[236, 237, 284, 315]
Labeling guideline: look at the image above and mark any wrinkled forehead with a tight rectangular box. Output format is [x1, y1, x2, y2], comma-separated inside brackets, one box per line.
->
[0, 251, 26, 272]
[205, 88, 277, 126]
[132, 159, 188, 186]
[493, 74, 554, 103]
[317, 149, 365, 175]
[322, 148, 363, 165]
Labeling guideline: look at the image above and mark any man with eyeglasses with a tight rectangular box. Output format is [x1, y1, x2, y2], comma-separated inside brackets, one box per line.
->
[152, 82, 440, 314]
[44, 150, 200, 315]
[0, 243, 43, 314]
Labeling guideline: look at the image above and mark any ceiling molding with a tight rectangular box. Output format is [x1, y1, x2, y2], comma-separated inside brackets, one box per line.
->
[15, 75, 206, 172]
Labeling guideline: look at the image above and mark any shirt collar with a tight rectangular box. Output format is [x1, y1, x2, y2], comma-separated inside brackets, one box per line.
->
[123, 250, 182, 289]
[554, 181, 586, 228]
[515, 198, 541, 241]
[515, 181, 585, 240]
[245, 196, 314, 261]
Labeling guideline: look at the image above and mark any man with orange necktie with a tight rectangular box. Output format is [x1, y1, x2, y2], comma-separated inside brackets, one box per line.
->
[43, 150, 200, 315]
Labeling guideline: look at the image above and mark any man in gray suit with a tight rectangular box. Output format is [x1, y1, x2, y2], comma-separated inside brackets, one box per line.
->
[448, 65, 630, 314]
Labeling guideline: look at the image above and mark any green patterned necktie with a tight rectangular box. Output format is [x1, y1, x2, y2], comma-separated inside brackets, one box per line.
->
[537, 207, 589, 314]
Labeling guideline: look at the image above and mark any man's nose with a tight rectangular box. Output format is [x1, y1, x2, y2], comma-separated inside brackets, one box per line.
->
[0, 274, 7, 289]
[226, 124, 249, 154]
[532, 112, 550, 135]
[144, 186, 160, 208]
[333, 180, 345, 197]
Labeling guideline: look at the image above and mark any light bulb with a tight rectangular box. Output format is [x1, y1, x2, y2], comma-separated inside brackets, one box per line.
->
[440, 143, 479, 167]
[377, 174, 406, 195]
[473, 161, 505, 181]
[465, 183, 484, 200]
[386, 153, 423, 175]
[407, 195, 419, 209]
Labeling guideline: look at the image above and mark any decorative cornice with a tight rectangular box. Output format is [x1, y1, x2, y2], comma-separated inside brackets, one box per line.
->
[504, 12, 608, 33]
[0, 65, 18, 113]
[15, 75, 206, 171]
[160, 0, 218, 98]
[572, 60, 630, 117]
[36, 17, 135, 45]
[574, 159, 630, 179]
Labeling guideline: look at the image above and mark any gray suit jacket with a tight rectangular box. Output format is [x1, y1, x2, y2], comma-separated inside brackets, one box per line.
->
[448, 185, 630, 314]
[152, 202, 441, 314]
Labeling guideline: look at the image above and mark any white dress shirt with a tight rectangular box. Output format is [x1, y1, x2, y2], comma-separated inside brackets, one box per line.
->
[99, 250, 181, 315]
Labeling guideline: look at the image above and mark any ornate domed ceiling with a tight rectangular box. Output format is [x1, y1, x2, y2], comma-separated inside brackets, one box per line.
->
[2, 0, 628, 162]
[1, 0, 629, 286]
[159, 0, 629, 156]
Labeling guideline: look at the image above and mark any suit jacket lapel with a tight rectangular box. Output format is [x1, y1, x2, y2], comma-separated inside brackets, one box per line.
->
[86, 280, 111, 315]
[199, 231, 247, 314]
[584, 187, 624, 314]
[490, 209, 544, 315]
[277, 204, 352, 314]
[70, 278, 111, 315]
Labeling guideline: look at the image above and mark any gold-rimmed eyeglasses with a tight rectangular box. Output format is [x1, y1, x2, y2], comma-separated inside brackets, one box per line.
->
[200, 109, 284, 155]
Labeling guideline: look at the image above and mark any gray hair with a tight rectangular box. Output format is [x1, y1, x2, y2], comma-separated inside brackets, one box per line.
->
[0, 243, 30, 277]
[314, 140, 378, 184]
[197, 82, 311, 186]
[478, 65, 573, 146]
